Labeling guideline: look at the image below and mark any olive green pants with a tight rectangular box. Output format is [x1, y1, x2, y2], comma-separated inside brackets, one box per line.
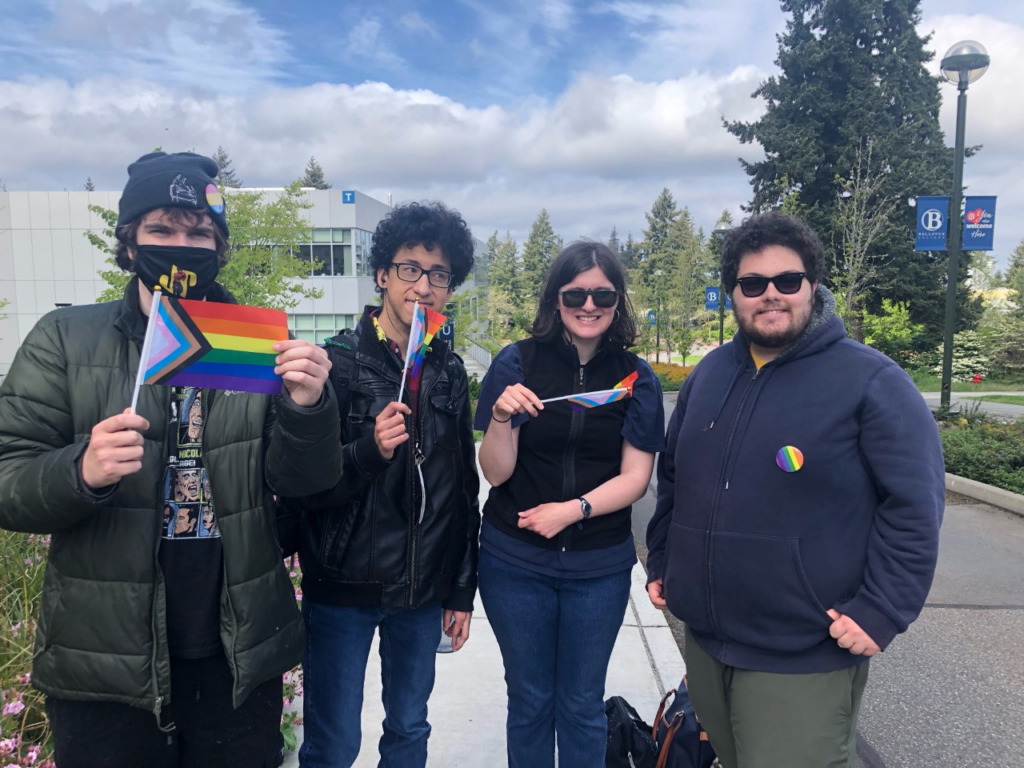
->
[683, 627, 869, 768]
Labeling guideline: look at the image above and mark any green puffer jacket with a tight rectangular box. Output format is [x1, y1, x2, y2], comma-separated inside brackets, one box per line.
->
[0, 279, 341, 714]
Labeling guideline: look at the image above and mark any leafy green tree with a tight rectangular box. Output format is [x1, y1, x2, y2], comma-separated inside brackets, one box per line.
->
[84, 177, 96, 191]
[212, 146, 243, 188]
[300, 156, 332, 189]
[863, 299, 923, 366]
[725, 0, 972, 346]
[92, 183, 323, 310]
[985, 313, 1024, 379]
[88, 206, 131, 303]
[521, 209, 559, 301]
[216, 183, 324, 309]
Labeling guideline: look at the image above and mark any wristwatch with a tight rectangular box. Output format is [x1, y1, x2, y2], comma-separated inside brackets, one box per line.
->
[578, 497, 593, 521]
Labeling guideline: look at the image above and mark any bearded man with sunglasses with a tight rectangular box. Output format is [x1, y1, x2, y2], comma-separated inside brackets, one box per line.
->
[646, 211, 944, 768]
[291, 202, 479, 768]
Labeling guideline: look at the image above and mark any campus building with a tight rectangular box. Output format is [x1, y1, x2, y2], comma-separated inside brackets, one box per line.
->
[0, 188, 487, 378]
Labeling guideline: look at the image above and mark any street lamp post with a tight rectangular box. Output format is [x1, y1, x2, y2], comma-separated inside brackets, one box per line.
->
[654, 270, 664, 364]
[713, 225, 732, 346]
[939, 40, 990, 409]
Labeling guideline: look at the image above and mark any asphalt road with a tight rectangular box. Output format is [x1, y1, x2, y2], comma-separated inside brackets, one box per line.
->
[632, 393, 1024, 767]
[919, 391, 1024, 421]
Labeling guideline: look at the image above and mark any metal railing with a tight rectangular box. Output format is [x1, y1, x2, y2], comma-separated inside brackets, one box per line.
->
[467, 341, 492, 369]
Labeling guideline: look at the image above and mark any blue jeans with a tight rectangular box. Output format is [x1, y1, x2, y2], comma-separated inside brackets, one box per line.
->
[299, 599, 443, 768]
[478, 547, 631, 768]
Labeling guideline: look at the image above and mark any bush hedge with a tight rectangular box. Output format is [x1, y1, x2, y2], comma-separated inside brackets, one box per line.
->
[939, 418, 1024, 495]
[649, 362, 694, 392]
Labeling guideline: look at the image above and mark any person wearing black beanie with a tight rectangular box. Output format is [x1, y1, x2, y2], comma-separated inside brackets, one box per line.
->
[117, 151, 229, 237]
[0, 149, 343, 768]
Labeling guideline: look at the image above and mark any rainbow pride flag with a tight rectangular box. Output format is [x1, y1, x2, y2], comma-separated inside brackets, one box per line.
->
[409, 308, 447, 380]
[614, 370, 639, 394]
[139, 293, 287, 396]
[565, 388, 630, 409]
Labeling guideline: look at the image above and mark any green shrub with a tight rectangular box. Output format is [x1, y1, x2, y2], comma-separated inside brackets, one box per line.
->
[940, 419, 1024, 494]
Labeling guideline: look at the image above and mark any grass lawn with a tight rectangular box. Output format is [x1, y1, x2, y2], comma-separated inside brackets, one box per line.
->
[910, 372, 1024, 392]
[962, 395, 1024, 406]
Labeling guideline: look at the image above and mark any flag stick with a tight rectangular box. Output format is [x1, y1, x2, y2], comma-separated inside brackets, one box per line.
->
[539, 387, 627, 404]
[130, 290, 162, 415]
[397, 300, 419, 404]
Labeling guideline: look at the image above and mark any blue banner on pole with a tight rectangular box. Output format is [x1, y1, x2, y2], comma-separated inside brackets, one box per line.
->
[915, 196, 949, 251]
[647, 310, 657, 327]
[963, 196, 996, 251]
[705, 287, 732, 311]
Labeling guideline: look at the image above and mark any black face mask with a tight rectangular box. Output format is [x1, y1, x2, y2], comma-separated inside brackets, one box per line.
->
[133, 245, 221, 300]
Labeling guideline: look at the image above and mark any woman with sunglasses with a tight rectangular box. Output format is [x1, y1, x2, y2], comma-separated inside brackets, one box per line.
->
[474, 241, 665, 768]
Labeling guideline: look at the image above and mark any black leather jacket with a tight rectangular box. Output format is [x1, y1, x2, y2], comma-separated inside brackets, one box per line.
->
[296, 307, 480, 612]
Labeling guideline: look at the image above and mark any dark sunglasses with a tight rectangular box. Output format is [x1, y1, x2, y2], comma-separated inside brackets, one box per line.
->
[735, 272, 807, 298]
[558, 288, 619, 308]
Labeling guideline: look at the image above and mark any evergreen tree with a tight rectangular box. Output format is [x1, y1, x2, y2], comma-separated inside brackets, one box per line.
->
[84, 177, 96, 191]
[640, 189, 678, 280]
[487, 231, 522, 304]
[725, 0, 971, 345]
[621, 233, 639, 270]
[608, 226, 621, 257]
[521, 210, 559, 300]
[1008, 239, 1024, 316]
[212, 146, 243, 188]
[300, 156, 332, 189]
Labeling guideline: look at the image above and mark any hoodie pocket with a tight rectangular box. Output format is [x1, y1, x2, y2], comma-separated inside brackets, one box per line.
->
[711, 532, 831, 653]
[663, 522, 714, 636]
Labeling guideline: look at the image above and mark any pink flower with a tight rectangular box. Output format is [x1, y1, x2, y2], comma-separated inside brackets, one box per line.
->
[16, 674, 30, 686]
[1, 701, 24, 717]
[26, 744, 41, 764]
[0, 737, 17, 755]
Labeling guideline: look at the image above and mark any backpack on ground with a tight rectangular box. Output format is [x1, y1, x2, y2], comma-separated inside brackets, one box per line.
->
[605, 695, 658, 768]
[653, 677, 717, 768]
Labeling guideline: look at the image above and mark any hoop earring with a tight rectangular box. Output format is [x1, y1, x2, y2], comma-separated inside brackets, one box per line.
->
[553, 309, 562, 323]
[614, 309, 621, 322]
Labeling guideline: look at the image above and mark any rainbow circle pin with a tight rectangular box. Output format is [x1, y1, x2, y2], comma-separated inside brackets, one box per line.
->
[776, 445, 804, 473]
[206, 184, 225, 215]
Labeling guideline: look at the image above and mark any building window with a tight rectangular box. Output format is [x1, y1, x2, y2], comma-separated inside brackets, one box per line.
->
[289, 314, 358, 343]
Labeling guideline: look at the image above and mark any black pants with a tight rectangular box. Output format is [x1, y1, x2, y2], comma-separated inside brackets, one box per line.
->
[47, 654, 284, 768]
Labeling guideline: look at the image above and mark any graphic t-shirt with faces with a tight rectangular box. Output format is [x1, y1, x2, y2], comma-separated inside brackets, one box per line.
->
[158, 387, 224, 659]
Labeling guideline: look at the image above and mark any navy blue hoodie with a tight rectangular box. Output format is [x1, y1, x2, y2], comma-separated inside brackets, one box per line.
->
[646, 288, 944, 673]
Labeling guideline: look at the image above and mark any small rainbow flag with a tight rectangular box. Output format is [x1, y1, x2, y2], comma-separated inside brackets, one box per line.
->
[398, 302, 448, 403]
[537, 370, 639, 412]
[614, 370, 639, 394]
[139, 292, 287, 397]
[409, 307, 447, 380]
[566, 388, 630, 410]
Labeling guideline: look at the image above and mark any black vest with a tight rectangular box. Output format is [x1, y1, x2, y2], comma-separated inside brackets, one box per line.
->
[483, 336, 639, 551]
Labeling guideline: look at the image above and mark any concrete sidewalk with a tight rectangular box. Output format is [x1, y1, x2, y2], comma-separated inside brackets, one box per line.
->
[283, 471, 685, 766]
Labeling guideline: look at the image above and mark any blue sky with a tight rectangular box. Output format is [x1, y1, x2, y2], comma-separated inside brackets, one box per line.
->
[1, 0, 1022, 269]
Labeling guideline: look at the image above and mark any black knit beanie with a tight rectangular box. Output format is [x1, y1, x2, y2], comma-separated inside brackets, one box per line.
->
[117, 152, 229, 236]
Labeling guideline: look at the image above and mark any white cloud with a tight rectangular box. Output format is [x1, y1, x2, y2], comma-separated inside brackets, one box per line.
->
[345, 17, 405, 70]
[398, 12, 441, 39]
[0, 66, 761, 242]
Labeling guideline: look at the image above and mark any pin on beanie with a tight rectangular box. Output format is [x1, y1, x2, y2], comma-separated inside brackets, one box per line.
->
[117, 152, 229, 237]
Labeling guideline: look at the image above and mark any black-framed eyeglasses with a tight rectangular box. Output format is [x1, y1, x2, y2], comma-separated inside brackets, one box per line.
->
[389, 262, 453, 288]
[735, 272, 806, 298]
[558, 288, 619, 308]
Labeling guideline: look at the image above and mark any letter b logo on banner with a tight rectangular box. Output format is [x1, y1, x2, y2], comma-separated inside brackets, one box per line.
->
[915, 196, 949, 251]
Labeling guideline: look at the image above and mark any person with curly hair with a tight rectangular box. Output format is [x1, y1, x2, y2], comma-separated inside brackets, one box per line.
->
[293, 201, 480, 768]
[474, 241, 665, 767]
[646, 211, 944, 768]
